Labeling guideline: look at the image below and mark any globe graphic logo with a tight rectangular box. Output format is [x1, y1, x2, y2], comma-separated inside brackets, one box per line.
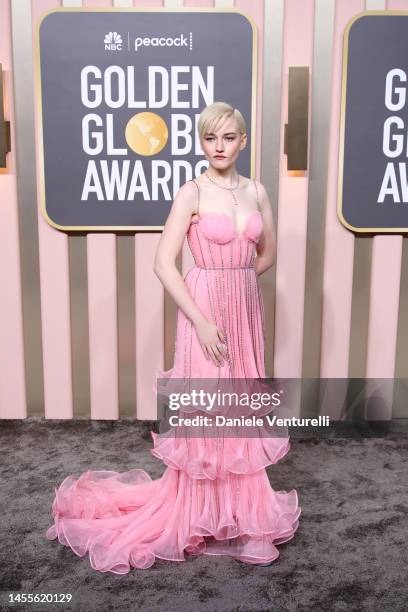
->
[125, 112, 168, 156]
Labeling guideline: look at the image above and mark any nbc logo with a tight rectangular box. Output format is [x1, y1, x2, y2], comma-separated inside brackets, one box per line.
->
[104, 32, 123, 51]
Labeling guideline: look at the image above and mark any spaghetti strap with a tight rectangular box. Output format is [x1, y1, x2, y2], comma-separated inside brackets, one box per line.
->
[191, 178, 200, 218]
[253, 178, 261, 212]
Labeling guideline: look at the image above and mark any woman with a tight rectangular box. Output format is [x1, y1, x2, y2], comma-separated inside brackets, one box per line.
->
[45, 102, 301, 573]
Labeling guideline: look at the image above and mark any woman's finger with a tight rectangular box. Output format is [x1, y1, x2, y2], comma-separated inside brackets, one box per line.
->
[215, 336, 227, 356]
[217, 329, 226, 344]
[208, 346, 221, 366]
[217, 332, 228, 354]
[213, 344, 224, 361]
[210, 345, 223, 366]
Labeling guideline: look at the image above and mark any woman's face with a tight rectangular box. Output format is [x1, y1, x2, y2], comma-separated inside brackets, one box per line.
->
[200, 116, 247, 171]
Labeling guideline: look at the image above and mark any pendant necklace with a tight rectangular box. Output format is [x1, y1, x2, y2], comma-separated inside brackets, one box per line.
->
[205, 170, 240, 206]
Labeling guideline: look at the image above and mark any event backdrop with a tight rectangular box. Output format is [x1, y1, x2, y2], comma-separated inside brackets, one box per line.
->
[340, 13, 408, 231]
[37, 8, 255, 229]
[1, 0, 408, 421]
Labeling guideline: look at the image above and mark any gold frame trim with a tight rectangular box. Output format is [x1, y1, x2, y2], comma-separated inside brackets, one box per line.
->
[34, 6, 258, 232]
[338, 9, 408, 234]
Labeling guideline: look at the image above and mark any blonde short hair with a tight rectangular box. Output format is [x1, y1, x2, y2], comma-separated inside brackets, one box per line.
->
[197, 102, 246, 141]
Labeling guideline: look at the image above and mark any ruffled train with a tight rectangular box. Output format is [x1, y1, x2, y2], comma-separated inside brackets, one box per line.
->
[45, 432, 301, 573]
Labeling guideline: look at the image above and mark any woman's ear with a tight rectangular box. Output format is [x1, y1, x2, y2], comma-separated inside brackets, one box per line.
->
[240, 133, 247, 150]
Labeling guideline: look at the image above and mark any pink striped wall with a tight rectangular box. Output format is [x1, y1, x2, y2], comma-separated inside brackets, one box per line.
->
[274, 0, 313, 383]
[319, 0, 365, 421]
[33, 0, 74, 419]
[0, 0, 27, 418]
[0, 0, 406, 421]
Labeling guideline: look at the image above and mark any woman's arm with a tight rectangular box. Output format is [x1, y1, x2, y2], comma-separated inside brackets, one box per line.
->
[153, 181, 227, 366]
[153, 181, 206, 327]
[254, 180, 277, 276]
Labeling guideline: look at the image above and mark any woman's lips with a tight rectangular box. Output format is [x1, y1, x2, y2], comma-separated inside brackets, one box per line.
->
[214, 156, 226, 159]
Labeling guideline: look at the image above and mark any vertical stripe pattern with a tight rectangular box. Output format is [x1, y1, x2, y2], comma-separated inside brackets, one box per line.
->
[0, 0, 406, 420]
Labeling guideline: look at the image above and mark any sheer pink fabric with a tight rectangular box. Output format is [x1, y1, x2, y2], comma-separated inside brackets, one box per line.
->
[45, 180, 301, 573]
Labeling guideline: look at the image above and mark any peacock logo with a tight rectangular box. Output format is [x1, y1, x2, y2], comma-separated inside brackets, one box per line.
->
[104, 32, 123, 51]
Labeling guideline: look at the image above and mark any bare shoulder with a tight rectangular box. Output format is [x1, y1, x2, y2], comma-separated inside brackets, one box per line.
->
[173, 180, 198, 214]
[177, 179, 198, 196]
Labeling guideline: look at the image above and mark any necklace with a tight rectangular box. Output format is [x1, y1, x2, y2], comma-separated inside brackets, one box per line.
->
[205, 170, 240, 206]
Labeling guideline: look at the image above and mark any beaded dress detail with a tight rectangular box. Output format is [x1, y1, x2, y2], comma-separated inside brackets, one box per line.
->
[45, 179, 301, 573]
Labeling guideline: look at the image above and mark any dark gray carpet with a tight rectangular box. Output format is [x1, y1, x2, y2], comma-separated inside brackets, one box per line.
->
[0, 418, 407, 612]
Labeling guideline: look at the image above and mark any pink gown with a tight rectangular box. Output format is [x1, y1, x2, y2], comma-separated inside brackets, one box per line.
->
[45, 178, 301, 573]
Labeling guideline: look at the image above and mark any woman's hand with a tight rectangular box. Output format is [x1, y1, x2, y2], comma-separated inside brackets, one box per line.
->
[194, 319, 228, 366]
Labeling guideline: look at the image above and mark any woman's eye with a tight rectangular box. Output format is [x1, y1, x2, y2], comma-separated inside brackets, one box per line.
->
[205, 137, 235, 142]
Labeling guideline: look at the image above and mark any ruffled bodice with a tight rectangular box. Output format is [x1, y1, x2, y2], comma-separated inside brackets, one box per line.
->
[187, 210, 263, 269]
